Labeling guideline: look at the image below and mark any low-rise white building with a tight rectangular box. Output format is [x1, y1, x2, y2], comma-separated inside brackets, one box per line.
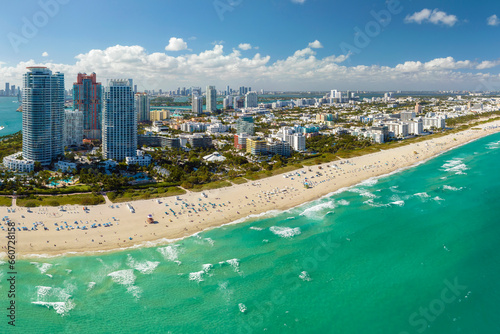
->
[181, 122, 207, 133]
[206, 122, 229, 134]
[3, 152, 34, 173]
[126, 150, 152, 166]
[54, 161, 77, 173]
[203, 152, 226, 162]
[422, 116, 446, 130]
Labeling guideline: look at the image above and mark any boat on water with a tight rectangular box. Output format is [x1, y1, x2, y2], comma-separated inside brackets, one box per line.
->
[0, 126, 4, 130]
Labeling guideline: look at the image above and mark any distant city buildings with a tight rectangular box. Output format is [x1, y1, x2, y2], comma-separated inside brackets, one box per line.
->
[181, 122, 207, 133]
[150, 109, 169, 121]
[223, 96, 233, 109]
[206, 85, 217, 112]
[192, 89, 203, 115]
[0, 83, 19, 97]
[239, 86, 251, 95]
[245, 91, 258, 108]
[102, 79, 137, 161]
[135, 93, 150, 122]
[73, 73, 102, 140]
[236, 114, 255, 135]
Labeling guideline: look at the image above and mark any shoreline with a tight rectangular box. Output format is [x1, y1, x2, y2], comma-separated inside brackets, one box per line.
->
[2, 120, 500, 259]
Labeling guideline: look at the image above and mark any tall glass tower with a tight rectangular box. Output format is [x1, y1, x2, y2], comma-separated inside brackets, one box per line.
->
[22, 67, 64, 165]
[135, 92, 150, 122]
[102, 79, 137, 161]
[73, 73, 102, 140]
[206, 85, 217, 112]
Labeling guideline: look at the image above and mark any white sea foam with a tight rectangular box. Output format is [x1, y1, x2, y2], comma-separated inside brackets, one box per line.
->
[107, 269, 136, 286]
[157, 245, 181, 263]
[249, 226, 264, 231]
[30, 262, 53, 274]
[300, 201, 336, 218]
[359, 178, 378, 187]
[36, 286, 52, 297]
[443, 185, 463, 191]
[32, 301, 75, 316]
[269, 226, 301, 238]
[204, 238, 215, 246]
[226, 259, 240, 273]
[486, 140, 500, 149]
[433, 196, 445, 201]
[189, 270, 205, 282]
[349, 188, 378, 198]
[337, 199, 350, 206]
[363, 199, 389, 208]
[299, 271, 312, 282]
[202, 263, 213, 273]
[441, 158, 469, 175]
[134, 261, 160, 275]
[126, 255, 160, 275]
[32, 285, 74, 316]
[414, 192, 430, 199]
[359, 191, 377, 198]
[389, 185, 405, 194]
[239, 303, 247, 313]
[87, 282, 96, 291]
[390, 200, 405, 207]
[126, 285, 143, 299]
[389, 194, 402, 202]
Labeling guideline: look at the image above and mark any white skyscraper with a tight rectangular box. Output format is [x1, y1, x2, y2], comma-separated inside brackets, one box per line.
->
[245, 91, 258, 108]
[22, 67, 64, 165]
[206, 85, 217, 112]
[64, 109, 84, 147]
[192, 91, 204, 115]
[102, 79, 137, 161]
[223, 96, 233, 109]
[135, 93, 150, 122]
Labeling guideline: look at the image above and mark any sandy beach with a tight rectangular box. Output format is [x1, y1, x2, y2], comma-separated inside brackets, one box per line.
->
[2, 120, 500, 258]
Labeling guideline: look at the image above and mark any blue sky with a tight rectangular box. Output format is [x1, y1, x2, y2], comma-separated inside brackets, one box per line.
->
[0, 0, 499, 91]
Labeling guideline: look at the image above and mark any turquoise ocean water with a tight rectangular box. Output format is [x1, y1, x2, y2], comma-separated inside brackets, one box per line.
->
[1, 132, 500, 333]
[0, 97, 22, 136]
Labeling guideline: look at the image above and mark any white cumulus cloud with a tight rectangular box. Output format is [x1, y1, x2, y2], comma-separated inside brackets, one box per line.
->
[487, 14, 500, 26]
[405, 8, 458, 27]
[238, 43, 252, 51]
[165, 37, 188, 51]
[308, 40, 323, 49]
[291, 0, 306, 4]
[42, 52, 49, 57]
[1, 43, 499, 91]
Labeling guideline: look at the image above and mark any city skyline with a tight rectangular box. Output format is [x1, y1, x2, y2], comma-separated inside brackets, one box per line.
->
[0, 0, 499, 91]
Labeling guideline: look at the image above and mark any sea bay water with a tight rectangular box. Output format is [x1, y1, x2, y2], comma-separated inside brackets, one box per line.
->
[1, 132, 500, 333]
[0, 97, 22, 136]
